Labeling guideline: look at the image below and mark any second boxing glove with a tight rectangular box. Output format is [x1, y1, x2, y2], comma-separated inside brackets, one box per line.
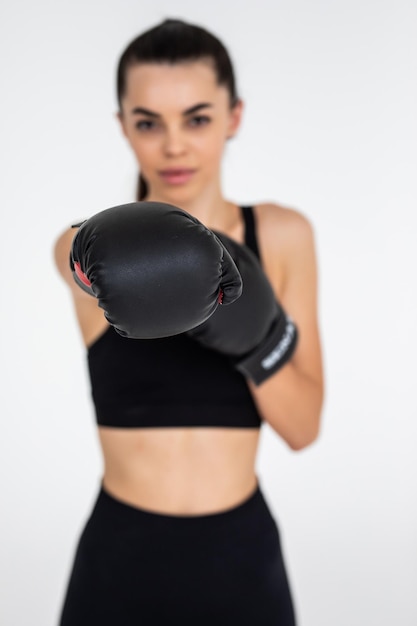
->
[187, 232, 298, 385]
[70, 202, 242, 338]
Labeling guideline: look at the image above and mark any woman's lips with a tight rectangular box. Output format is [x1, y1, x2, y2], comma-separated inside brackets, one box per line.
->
[158, 168, 196, 185]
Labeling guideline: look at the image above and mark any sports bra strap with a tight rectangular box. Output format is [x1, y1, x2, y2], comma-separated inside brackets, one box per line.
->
[240, 205, 261, 261]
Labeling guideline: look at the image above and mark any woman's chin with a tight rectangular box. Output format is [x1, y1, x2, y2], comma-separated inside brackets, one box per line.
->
[148, 182, 203, 207]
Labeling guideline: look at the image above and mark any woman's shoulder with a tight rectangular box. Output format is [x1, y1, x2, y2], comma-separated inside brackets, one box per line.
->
[53, 223, 98, 304]
[54, 225, 78, 287]
[253, 201, 316, 260]
[245, 202, 317, 298]
[254, 201, 313, 236]
[53, 223, 107, 344]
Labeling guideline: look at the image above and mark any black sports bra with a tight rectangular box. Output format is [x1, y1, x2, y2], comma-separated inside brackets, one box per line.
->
[87, 206, 263, 429]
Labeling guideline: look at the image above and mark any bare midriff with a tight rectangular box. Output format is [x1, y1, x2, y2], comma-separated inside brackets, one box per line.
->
[98, 426, 261, 515]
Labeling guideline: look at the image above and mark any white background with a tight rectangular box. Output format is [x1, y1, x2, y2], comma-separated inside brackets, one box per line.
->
[1, 1, 416, 624]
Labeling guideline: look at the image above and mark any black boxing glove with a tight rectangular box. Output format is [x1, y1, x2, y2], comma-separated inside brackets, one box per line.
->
[70, 202, 242, 338]
[187, 232, 298, 385]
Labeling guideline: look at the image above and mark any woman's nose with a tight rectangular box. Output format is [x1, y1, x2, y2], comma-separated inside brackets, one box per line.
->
[163, 128, 187, 156]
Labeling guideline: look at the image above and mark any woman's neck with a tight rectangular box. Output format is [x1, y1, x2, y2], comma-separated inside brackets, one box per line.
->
[145, 180, 238, 233]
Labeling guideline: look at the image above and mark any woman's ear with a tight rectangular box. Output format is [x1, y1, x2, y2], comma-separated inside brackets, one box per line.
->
[227, 99, 244, 140]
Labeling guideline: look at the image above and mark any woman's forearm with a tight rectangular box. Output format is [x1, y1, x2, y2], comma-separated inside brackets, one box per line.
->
[248, 362, 324, 450]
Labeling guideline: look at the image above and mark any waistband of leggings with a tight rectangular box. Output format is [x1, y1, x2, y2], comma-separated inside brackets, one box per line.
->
[92, 477, 276, 537]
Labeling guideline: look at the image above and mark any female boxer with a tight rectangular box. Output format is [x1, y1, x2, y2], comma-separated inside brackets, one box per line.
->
[54, 18, 324, 625]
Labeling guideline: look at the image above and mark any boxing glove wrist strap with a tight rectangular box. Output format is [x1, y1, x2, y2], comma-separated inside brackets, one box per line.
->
[235, 313, 298, 385]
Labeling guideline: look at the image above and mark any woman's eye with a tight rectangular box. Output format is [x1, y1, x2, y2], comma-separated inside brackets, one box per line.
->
[188, 115, 211, 128]
[135, 120, 157, 131]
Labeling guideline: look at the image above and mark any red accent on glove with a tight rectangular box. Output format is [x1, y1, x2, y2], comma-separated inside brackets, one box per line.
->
[74, 261, 92, 288]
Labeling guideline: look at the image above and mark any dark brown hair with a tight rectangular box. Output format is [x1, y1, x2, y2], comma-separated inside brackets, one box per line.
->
[116, 19, 239, 200]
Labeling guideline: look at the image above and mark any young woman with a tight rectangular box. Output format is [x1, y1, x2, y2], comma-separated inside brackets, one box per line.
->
[55, 18, 324, 625]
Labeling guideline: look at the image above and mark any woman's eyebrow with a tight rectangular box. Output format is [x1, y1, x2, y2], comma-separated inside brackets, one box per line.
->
[130, 102, 213, 117]
[183, 103, 213, 115]
[131, 106, 160, 117]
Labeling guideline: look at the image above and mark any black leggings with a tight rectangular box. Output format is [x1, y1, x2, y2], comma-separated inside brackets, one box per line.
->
[59, 481, 296, 625]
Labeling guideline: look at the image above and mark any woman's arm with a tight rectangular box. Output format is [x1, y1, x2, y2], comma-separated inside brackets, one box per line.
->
[54, 226, 107, 343]
[54, 226, 89, 293]
[250, 205, 325, 450]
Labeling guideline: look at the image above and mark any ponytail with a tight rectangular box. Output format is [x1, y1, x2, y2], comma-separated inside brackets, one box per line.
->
[137, 173, 148, 201]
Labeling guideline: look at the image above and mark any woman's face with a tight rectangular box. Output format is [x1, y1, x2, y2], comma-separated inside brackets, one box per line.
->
[118, 61, 242, 204]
